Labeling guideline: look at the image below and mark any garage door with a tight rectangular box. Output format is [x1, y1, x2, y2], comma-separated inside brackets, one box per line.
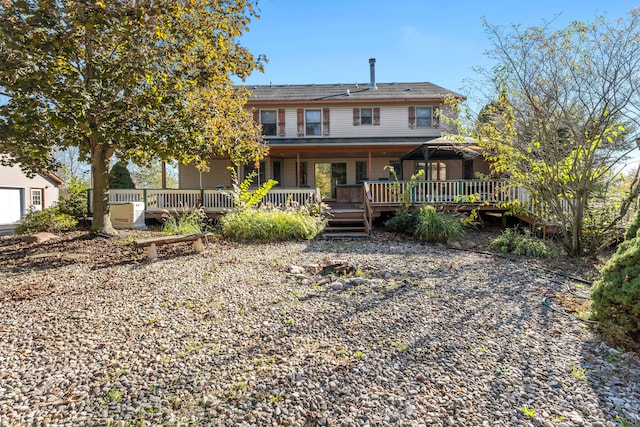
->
[0, 188, 22, 224]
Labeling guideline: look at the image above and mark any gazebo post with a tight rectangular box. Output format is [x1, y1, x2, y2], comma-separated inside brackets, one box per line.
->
[422, 146, 430, 179]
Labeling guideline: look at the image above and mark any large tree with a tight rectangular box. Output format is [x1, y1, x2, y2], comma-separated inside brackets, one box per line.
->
[453, 11, 640, 256]
[0, 0, 267, 234]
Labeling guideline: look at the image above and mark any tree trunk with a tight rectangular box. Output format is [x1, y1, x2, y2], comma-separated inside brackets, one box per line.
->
[91, 144, 117, 234]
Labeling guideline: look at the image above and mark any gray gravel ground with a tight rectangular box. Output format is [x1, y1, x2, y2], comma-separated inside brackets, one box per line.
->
[0, 234, 638, 426]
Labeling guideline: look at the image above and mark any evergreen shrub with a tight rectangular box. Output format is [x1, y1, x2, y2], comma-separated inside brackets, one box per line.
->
[591, 215, 640, 351]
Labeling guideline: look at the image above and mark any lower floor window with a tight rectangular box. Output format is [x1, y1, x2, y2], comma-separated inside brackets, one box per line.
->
[356, 161, 368, 182]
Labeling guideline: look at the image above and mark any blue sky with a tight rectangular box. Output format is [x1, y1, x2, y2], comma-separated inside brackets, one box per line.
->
[240, 0, 638, 95]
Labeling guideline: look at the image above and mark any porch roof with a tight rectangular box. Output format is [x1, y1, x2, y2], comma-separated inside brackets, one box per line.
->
[400, 136, 482, 161]
[266, 136, 436, 146]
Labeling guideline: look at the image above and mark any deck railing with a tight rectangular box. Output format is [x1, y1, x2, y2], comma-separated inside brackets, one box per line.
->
[88, 187, 321, 214]
[366, 179, 519, 206]
[90, 181, 539, 214]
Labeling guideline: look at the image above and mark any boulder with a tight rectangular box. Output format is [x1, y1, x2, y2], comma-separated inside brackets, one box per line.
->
[20, 232, 59, 244]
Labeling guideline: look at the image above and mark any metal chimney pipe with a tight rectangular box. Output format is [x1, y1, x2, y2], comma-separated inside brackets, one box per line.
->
[369, 58, 377, 89]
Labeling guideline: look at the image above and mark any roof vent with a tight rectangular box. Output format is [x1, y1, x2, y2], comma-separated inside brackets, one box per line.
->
[369, 58, 377, 90]
[346, 88, 351, 96]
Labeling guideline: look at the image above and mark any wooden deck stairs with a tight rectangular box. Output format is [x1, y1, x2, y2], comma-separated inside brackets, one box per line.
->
[323, 206, 370, 238]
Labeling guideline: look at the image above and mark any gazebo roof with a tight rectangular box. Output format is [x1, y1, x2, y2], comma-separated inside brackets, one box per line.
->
[401, 136, 483, 161]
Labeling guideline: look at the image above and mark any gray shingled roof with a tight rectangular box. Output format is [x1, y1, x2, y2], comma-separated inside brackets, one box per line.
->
[246, 82, 463, 102]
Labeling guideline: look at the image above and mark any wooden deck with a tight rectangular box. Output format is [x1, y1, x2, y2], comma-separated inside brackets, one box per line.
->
[91, 180, 548, 235]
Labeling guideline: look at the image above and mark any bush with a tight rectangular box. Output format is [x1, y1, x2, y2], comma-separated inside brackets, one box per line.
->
[591, 215, 640, 351]
[109, 161, 135, 189]
[219, 206, 326, 241]
[14, 207, 78, 235]
[57, 176, 88, 219]
[490, 228, 553, 257]
[162, 208, 208, 235]
[412, 205, 463, 243]
[384, 209, 417, 234]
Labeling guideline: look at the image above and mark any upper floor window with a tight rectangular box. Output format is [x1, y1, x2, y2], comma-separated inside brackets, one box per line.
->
[260, 110, 277, 136]
[353, 107, 380, 126]
[297, 108, 329, 136]
[409, 106, 439, 128]
[416, 107, 433, 127]
[361, 108, 372, 125]
[305, 109, 322, 135]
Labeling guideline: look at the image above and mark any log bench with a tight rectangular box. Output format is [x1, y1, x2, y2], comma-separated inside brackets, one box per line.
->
[134, 234, 208, 260]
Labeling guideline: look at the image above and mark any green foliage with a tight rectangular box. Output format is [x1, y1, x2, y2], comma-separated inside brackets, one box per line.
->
[382, 167, 427, 235]
[384, 209, 417, 234]
[490, 228, 554, 257]
[520, 406, 535, 418]
[108, 162, 135, 189]
[412, 205, 463, 243]
[229, 167, 277, 210]
[591, 208, 640, 352]
[162, 208, 208, 235]
[219, 205, 326, 241]
[57, 175, 88, 219]
[444, 12, 640, 256]
[384, 166, 424, 211]
[14, 207, 78, 235]
[219, 167, 325, 241]
[624, 198, 640, 241]
[0, 0, 266, 233]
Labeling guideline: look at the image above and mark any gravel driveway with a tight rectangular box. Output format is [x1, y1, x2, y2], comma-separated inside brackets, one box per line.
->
[0, 232, 638, 426]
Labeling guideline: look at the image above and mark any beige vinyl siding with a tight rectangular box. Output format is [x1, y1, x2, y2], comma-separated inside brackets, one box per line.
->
[179, 159, 231, 189]
[281, 160, 298, 187]
[259, 105, 451, 139]
[330, 106, 444, 138]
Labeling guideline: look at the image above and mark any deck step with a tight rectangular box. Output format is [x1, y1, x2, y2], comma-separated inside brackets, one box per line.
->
[321, 231, 370, 239]
[323, 207, 369, 236]
[324, 226, 366, 232]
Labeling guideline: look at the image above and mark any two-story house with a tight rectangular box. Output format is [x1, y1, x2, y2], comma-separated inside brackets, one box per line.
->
[178, 58, 491, 204]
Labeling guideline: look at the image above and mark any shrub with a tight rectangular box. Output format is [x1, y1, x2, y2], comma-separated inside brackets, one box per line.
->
[490, 228, 553, 257]
[162, 207, 208, 235]
[57, 175, 88, 219]
[219, 205, 326, 241]
[384, 209, 417, 234]
[412, 205, 463, 243]
[108, 161, 135, 189]
[591, 211, 640, 351]
[14, 207, 78, 235]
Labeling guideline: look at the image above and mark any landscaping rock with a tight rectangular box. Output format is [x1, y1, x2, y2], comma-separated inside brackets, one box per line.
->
[0, 233, 637, 426]
[19, 232, 58, 244]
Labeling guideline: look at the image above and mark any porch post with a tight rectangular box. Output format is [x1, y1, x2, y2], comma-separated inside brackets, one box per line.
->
[368, 151, 372, 180]
[161, 161, 167, 189]
[422, 147, 430, 179]
[296, 152, 300, 187]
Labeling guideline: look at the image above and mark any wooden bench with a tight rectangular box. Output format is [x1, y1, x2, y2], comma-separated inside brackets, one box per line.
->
[134, 234, 209, 260]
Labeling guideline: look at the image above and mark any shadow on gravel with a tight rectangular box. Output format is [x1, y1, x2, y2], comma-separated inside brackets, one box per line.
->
[298, 238, 635, 424]
[579, 338, 640, 425]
